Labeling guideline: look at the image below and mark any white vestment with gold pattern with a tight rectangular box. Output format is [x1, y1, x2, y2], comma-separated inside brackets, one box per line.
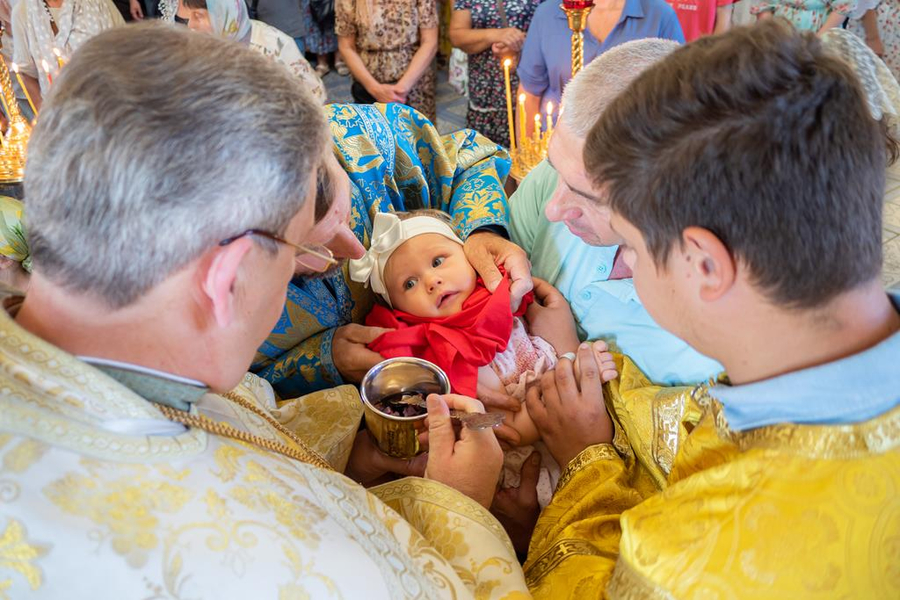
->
[0, 307, 530, 599]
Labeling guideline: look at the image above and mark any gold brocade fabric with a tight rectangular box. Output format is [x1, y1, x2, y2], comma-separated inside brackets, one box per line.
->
[525, 356, 900, 599]
[0, 308, 530, 598]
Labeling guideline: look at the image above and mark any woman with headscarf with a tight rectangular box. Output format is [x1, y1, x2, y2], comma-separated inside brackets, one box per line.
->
[335, 0, 438, 122]
[11, 0, 124, 107]
[181, 0, 326, 103]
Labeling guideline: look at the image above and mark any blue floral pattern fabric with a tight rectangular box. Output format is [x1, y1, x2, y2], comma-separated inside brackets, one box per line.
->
[252, 102, 512, 397]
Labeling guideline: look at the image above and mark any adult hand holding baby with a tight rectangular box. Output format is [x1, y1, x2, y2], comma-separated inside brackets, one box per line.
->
[332, 323, 393, 382]
[345, 429, 427, 485]
[425, 394, 504, 508]
[464, 231, 533, 311]
[526, 278, 580, 355]
[525, 343, 615, 469]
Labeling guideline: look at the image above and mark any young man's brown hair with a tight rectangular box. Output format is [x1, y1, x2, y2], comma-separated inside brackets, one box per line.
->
[585, 20, 894, 309]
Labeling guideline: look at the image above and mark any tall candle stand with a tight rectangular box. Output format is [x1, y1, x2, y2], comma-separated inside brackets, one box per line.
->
[562, 0, 595, 77]
[0, 32, 30, 184]
[502, 60, 555, 182]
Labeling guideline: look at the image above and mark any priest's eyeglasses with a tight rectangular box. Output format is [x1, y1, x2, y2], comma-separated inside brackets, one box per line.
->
[219, 229, 337, 273]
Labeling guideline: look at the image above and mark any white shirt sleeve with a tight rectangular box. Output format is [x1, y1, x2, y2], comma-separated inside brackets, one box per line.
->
[10, 0, 37, 78]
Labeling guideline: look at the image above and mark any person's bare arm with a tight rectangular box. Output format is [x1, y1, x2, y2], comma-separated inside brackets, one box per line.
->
[816, 11, 846, 35]
[130, 0, 144, 20]
[860, 8, 884, 56]
[449, 9, 524, 55]
[713, 4, 733, 34]
[395, 27, 438, 99]
[338, 34, 404, 102]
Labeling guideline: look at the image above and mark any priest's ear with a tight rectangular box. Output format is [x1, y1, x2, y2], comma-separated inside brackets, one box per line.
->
[201, 237, 254, 328]
[681, 226, 736, 302]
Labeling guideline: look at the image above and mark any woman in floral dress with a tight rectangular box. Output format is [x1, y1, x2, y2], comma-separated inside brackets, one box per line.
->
[449, 0, 541, 147]
[752, 0, 857, 32]
[850, 0, 900, 81]
[336, 0, 438, 121]
[303, 0, 350, 76]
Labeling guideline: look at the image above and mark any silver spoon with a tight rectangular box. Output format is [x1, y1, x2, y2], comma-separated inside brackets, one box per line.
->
[396, 394, 505, 430]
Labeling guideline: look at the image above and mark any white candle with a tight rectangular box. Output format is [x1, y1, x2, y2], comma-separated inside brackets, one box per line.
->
[40, 59, 52, 86]
[503, 59, 516, 153]
[518, 93, 526, 147]
[11, 63, 37, 116]
[546, 101, 554, 137]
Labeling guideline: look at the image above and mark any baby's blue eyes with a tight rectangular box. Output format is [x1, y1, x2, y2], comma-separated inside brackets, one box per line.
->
[402, 257, 445, 291]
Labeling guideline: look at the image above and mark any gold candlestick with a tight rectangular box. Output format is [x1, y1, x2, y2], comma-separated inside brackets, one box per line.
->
[561, 1, 595, 77]
[10, 63, 37, 117]
[517, 93, 526, 151]
[0, 57, 32, 182]
[503, 58, 516, 153]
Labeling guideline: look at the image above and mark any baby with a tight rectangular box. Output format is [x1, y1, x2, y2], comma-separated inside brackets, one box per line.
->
[350, 210, 615, 507]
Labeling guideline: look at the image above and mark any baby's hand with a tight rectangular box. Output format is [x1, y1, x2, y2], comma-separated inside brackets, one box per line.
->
[569, 340, 617, 384]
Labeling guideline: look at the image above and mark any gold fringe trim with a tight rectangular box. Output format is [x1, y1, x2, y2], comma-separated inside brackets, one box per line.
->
[524, 538, 615, 589]
[555, 443, 620, 493]
[155, 393, 332, 471]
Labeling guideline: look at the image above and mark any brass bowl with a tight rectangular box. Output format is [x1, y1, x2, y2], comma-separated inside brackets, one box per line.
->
[360, 357, 450, 458]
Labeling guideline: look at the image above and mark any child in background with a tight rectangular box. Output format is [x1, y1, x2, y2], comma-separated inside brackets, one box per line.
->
[350, 210, 617, 507]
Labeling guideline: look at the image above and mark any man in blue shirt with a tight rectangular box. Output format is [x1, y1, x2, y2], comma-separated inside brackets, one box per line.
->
[516, 0, 683, 132]
[510, 38, 721, 386]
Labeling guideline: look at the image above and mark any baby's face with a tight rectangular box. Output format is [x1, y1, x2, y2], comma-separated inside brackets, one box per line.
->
[384, 233, 477, 317]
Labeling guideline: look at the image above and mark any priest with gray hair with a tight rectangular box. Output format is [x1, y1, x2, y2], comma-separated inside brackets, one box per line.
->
[0, 21, 528, 598]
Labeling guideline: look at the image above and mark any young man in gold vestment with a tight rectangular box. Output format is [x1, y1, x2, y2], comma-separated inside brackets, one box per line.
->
[519, 20, 900, 598]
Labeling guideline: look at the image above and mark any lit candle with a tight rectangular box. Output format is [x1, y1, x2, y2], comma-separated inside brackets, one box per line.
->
[11, 63, 37, 117]
[53, 47, 65, 69]
[503, 59, 516, 153]
[518, 93, 526, 150]
[534, 113, 542, 143]
[41, 59, 52, 86]
[546, 101, 554, 138]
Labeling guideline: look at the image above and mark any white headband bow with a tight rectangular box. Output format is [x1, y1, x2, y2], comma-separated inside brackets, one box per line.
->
[349, 212, 463, 307]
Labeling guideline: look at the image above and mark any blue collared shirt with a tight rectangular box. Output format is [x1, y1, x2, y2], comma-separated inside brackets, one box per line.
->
[517, 0, 684, 113]
[509, 159, 722, 386]
[711, 292, 900, 431]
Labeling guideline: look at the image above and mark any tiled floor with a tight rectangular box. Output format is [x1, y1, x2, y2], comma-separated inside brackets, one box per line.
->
[323, 70, 900, 292]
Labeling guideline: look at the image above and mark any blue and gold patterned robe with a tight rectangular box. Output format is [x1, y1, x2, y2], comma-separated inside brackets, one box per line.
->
[252, 103, 512, 397]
